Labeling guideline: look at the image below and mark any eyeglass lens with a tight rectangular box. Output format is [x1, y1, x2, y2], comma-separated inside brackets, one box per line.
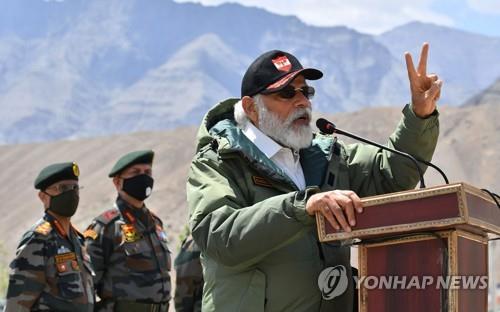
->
[278, 86, 315, 99]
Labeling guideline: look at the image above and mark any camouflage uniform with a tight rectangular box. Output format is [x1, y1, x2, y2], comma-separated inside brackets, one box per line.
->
[174, 232, 203, 312]
[84, 197, 171, 312]
[4, 212, 94, 312]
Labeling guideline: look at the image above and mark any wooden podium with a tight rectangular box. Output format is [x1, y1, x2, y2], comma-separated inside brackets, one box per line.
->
[316, 183, 500, 312]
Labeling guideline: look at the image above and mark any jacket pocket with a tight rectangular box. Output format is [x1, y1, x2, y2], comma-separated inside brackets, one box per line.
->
[239, 269, 266, 312]
[122, 238, 156, 272]
[57, 270, 85, 299]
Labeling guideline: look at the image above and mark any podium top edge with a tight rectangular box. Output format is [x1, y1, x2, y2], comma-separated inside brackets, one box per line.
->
[361, 182, 497, 207]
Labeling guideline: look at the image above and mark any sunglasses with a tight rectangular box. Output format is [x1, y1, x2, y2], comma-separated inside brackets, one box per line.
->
[46, 184, 81, 193]
[275, 85, 315, 100]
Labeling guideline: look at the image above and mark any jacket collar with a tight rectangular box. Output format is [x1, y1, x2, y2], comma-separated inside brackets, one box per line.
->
[197, 98, 335, 189]
[241, 121, 282, 160]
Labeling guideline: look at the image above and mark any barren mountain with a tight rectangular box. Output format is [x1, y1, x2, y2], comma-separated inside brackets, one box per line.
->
[1, 0, 500, 144]
[464, 77, 500, 106]
[377, 21, 500, 106]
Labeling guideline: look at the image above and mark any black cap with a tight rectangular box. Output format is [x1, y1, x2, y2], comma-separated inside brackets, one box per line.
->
[34, 162, 80, 190]
[108, 150, 154, 177]
[241, 50, 323, 97]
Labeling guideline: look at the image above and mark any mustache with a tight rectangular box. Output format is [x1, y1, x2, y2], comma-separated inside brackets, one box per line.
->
[284, 107, 312, 126]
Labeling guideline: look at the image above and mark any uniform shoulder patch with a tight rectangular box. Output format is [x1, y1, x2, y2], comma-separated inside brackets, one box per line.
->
[95, 208, 120, 225]
[83, 228, 98, 240]
[34, 221, 52, 236]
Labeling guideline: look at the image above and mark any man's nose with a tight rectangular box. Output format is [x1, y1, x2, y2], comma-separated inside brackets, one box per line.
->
[294, 94, 311, 108]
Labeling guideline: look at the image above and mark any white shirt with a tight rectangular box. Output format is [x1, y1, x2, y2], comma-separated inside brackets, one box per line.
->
[242, 122, 306, 190]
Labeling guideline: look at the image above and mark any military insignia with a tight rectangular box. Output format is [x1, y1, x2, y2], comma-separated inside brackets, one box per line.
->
[72, 162, 80, 177]
[102, 209, 119, 221]
[55, 252, 76, 263]
[57, 246, 71, 254]
[156, 225, 168, 242]
[83, 229, 98, 240]
[57, 263, 67, 272]
[272, 55, 292, 72]
[252, 176, 274, 188]
[34, 221, 52, 235]
[55, 252, 76, 272]
[121, 224, 141, 243]
[52, 219, 67, 238]
[123, 211, 136, 223]
[71, 260, 80, 270]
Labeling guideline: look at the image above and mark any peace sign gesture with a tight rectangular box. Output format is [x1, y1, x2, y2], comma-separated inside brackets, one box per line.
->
[405, 42, 443, 118]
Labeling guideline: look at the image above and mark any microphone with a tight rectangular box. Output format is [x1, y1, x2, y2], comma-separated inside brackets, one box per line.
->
[316, 118, 449, 189]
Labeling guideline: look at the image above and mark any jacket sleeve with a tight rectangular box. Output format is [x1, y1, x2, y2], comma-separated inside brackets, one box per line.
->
[4, 234, 47, 311]
[187, 153, 319, 269]
[84, 221, 109, 287]
[346, 103, 439, 197]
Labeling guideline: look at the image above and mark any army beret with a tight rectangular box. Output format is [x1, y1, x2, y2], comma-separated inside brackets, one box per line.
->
[34, 162, 80, 190]
[108, 150, 154, 177]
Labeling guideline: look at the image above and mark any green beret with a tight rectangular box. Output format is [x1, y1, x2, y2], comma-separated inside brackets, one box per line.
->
[34, 162, 80, 190]
[108, 150, 154, 177]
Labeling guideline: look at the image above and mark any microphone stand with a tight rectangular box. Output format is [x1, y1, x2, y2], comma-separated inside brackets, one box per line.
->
[331, 127, 426, 189]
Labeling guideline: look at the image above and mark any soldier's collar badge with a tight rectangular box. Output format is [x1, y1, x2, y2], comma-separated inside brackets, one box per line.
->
[121, 224, 141, 243]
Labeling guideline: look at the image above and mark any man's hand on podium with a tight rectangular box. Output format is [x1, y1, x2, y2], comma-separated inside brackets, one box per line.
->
[306, 190, 363, 232]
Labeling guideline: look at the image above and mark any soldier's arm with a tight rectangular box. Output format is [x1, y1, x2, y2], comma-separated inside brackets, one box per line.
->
[84, 221, 108, 286]
[174, 237, 203, 312]
[4, 234, 47, 311]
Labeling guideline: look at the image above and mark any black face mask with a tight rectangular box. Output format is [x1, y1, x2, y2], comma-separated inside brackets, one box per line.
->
[47, 189, 79, 217]
[122, 174, 154, 201]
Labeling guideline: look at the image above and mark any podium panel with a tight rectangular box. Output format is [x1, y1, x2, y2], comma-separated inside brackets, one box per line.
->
[358, 230, 488, 312]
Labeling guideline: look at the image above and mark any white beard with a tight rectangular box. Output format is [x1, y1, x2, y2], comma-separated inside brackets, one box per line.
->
[256, 102, 313, 151]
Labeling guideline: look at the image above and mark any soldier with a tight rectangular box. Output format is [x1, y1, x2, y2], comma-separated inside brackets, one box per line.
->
[173, 227, 203, 312]
[4, 162, 94, 312]
[84, 150, 171, 312]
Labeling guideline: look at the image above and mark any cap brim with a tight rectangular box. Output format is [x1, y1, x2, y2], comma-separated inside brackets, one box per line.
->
[262, 68, 323, 94]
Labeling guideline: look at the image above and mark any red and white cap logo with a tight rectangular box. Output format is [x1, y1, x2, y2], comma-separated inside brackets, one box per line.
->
[272, 55, 292, 72]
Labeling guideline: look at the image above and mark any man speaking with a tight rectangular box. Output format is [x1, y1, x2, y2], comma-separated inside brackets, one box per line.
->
[187, 43, 441, 311]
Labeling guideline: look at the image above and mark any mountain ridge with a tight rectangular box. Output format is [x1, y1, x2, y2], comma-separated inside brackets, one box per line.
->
[0, 0, 499, 144]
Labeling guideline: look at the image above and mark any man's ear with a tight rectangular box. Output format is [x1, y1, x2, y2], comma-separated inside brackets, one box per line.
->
[112, 176, 122, 192]
[38, 191, 49, 209]
[242, 96, 259, 125]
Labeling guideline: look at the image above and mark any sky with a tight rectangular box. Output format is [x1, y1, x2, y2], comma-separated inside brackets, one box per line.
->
[174, 0, 500, 38]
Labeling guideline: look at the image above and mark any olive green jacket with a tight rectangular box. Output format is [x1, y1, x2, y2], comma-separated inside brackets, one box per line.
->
[187, 98, 439, 312]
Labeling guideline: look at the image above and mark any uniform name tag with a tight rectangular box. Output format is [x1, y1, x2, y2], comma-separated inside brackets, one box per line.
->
[55, 252, 76, 264]
[252, 176, 273, 188]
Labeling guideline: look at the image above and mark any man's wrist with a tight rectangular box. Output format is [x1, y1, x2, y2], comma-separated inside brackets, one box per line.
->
[287, 186, 321, 225]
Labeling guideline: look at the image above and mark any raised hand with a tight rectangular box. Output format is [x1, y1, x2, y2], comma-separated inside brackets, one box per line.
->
[405, 42, 443, 118]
